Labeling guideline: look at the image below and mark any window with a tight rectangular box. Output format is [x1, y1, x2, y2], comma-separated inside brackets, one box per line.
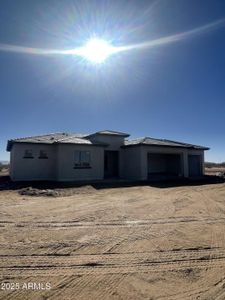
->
[23, 149, 33, 159]
[74, 151, 91, 168]
[39, 150, 48, 159]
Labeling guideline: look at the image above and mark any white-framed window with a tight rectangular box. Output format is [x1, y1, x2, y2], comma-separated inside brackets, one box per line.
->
[39, 150, 48, 159]
[74, 151, 91, 168]
[23, 149, 33, 159]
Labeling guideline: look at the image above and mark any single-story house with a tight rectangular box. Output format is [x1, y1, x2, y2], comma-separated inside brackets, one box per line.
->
[7, 130, 209, 181]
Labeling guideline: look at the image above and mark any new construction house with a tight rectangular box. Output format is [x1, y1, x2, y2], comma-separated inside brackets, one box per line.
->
[7, 130, 209, 181]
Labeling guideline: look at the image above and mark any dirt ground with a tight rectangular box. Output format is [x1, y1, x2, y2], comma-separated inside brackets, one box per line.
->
[1, 178, 225, 300]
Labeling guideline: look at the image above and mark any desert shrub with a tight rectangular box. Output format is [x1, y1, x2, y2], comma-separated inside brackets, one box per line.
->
[205, 162, 225, 168]
[0, 163, 9, 172]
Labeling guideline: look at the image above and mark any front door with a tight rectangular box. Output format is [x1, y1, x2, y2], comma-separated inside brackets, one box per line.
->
[104, 151, 119, 178]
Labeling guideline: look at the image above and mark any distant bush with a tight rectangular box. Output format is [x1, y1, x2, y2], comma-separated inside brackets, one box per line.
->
[205, 162, 225, 168]
[0, 163, 9, 172]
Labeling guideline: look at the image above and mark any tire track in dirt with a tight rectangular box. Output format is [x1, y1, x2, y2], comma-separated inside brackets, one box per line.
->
[43, 276, 80, 300]
[96, 273, 128, 299]
[1, 248, 225, 275]
[1, 276, 33, 300]
[2, 216, 225, 228]
[192, 189, 222, 251]
[1, 185, 225, 299]
[111, 201, 175, 254]
[1, 259, 225, 277]
[0, 244, 220, 257]
[65, 273, 126, 299]
[89, 194, 174, 254]
[184, 187, 225, 300]
[157, 275, 225, 300]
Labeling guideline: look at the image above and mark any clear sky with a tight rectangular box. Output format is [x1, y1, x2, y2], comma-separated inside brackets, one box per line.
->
[1, 0, 225, 162]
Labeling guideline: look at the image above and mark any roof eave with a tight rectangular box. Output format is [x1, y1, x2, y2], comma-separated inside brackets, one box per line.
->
[6, 140, 54, 152]
[121, 143, 209, 150]
[6, 140, 108, 151]
[197, 147, 210, 151]
[6, 140, 12, 152]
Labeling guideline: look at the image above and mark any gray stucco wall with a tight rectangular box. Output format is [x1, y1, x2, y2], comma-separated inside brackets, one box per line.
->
[10, 143, 104, 181]
[120, 147, 144, 180]
[56, 144, 104, 181]
[89, 135, 125, 150]
[10, 143, 57, 181]
[88, 135, 126, 178]
[9, 140, 205, 182]
[139, 146, 204, 179]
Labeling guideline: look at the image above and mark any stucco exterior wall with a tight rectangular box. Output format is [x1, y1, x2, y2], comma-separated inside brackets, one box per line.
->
[89, 135, 125, 150]
[10, 143, 57, 181]
[187, 150, 204, 177]
[120, 147, 143, 180]
[88, 135, 126, 178]
[138, 146, 204, 180]
[57, 144, 104, 181]
[9, 140, 205, 182]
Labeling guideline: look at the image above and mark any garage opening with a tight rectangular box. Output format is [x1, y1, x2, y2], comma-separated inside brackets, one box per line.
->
[148, 153, 182, 180]
[188, 155, 202, 177]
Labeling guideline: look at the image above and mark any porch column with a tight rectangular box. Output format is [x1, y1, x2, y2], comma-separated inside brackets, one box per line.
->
[183, 150, 189, 178]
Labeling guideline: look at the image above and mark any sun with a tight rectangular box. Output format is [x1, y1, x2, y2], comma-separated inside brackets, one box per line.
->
[76, 38, 116, 64]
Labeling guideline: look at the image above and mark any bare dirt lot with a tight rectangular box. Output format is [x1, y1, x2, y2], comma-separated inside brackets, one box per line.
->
[1, 178, 225, 299]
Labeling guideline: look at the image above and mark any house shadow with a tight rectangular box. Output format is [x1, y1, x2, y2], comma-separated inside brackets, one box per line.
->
[89, 176, 225, 190]
[0, 174, 224, 192]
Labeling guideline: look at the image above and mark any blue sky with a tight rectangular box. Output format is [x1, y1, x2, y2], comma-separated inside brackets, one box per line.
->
[1, 0, 225, 162]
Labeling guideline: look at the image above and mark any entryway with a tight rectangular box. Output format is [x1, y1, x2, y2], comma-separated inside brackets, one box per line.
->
[104, 151, 119, 178]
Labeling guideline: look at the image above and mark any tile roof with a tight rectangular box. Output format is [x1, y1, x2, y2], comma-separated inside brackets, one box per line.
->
[7, 131, 209, 151]
[6, 132, 107, 151]
[123, 137, 209, 150]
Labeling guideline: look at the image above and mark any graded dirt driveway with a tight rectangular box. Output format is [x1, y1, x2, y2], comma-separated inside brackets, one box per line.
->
[1, 182, 225, 299]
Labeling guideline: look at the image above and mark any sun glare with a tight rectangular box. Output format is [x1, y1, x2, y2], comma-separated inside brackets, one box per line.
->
[76, 38, 115, 64]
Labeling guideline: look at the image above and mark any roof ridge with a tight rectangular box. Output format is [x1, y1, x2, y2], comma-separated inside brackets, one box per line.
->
[123, 136, 209, 150]
[159, 138, 201, 147]
[12, 132, 67, 141]
[56, 134, 88, 143]
[11, 132, 88, 142]
[144, 136, 168, 141]
[144, 137, 196, 146]
[90, 129, 130, 137]
[129, 137, 145, 141]
[136, 136, 165, 143]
